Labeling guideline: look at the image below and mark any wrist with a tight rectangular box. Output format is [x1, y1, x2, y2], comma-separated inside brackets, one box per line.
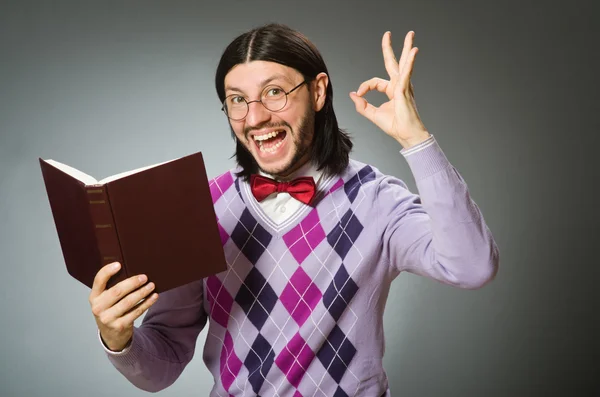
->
[396, 131, 431, 149]
[100, 330, 132, 352]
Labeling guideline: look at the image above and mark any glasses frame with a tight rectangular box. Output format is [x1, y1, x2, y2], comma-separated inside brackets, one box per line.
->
[221, 80, 307, 121]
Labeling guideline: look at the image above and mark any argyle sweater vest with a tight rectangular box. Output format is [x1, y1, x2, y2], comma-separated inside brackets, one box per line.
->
[202, 160, 403, 397]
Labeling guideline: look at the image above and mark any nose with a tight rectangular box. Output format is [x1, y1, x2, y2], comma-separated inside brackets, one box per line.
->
[245, 100, 271, 127]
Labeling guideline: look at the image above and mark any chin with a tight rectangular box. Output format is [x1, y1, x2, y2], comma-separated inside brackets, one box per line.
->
[256, 158, 295, 177]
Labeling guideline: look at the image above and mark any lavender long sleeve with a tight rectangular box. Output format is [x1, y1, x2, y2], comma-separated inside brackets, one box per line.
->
[383, 137, 499, 287]
[102, 136, 499, 396]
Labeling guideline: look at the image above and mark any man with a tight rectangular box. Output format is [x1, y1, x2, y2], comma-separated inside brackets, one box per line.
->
[88, 23, 499, 396]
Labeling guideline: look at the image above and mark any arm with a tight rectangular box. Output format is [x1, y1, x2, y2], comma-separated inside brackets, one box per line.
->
[378, 136, 499, 288]
[102, 279, 208, 392]
[350, 31, 499, 287]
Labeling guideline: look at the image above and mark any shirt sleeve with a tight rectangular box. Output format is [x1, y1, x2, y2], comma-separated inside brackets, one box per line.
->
[377, 135, 499, 288]
[101, 279, 208, 392]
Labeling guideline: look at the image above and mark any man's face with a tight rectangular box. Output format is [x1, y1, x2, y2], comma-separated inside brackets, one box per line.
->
[224, 61, 326, 178]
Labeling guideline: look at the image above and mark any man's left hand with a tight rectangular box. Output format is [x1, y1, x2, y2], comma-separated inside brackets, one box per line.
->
[350, 31, 431, 149]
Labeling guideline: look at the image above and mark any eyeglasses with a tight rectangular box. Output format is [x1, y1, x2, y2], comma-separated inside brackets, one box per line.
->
[222, 80, 307, 121]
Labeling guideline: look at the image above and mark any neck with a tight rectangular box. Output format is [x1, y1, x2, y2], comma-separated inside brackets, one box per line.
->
[262, 160, 317, 182]
[262, 154, 312, 181]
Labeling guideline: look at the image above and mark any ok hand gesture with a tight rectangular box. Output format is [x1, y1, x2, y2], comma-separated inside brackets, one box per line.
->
[350, 31, 431, 149]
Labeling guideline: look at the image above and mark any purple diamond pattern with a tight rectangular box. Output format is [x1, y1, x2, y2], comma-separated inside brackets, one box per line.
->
[217, 218, 229, 245]
[323, 264, 358, 322]
[235, 267, 278, 331]
[203, 167, 375, 394]
[280, 267, 322, 326]
[275, 332, 315, 388]
[219, 331, 243, 392]
[244, 333, 275, 394]
[231, 209, 273, 264]
[316, 325, 356, 383]
[344, 165, 375, 203]
[327, 209, 363, 260]
[210, 172, 234, 204]
[283, 209, 326, 264]
[333, 386, 349, 397]
[206, 276, 234, 328]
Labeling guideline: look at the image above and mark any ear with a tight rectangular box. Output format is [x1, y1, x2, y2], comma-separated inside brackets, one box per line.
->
[312, 72, 329, 112]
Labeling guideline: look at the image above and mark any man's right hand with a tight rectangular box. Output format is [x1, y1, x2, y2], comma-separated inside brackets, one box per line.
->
[89, 262, 159, 352]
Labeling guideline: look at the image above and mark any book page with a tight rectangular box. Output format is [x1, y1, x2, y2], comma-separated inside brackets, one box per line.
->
[44, 155, 183, 185]
[98, 158, 178, 183]
[44, 160, 98, 185]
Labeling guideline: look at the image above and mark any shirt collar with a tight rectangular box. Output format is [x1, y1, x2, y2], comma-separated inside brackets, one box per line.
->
[258, 160, 323, 185]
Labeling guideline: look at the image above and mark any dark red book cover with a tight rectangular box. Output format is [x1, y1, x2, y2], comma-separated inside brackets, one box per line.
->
[39, 152, 227, 293]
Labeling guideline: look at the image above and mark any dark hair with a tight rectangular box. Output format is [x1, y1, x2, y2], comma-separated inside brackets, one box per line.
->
[215, 23, 353, 181]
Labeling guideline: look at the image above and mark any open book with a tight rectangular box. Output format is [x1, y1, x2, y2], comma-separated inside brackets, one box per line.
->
[39, 152, 227, 293]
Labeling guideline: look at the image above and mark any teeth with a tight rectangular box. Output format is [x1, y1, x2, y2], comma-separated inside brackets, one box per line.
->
[259, 140, 284, 153]
[254, 130, 282, 141]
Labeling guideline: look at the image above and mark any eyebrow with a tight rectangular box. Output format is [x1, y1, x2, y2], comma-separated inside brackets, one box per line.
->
[225, 73, 294, 94]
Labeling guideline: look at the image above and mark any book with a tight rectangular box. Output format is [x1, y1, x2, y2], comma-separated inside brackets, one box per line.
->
[39, 151, 227, 294]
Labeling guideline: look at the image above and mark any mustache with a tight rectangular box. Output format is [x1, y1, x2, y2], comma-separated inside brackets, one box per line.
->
[244, 122, 290, 139]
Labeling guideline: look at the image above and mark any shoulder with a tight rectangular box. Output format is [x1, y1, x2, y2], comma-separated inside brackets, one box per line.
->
[322, 159, 412, 207]
[340, 158, 411, 195]
[208, 167, 242, 203]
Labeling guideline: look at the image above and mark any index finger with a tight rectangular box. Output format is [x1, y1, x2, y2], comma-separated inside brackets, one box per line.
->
[356, 77, 390, 97]
[382, 31, 399, 78]
[90, 262, 121, 299]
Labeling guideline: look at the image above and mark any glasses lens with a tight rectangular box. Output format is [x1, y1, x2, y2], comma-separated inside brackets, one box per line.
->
[224, 96, 248, 120]
[262, 86, 287, 112]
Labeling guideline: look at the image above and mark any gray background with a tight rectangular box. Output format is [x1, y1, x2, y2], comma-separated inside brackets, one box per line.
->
[1, 0, 597, 396]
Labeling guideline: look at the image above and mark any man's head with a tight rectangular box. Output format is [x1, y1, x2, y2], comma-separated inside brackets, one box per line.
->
[215, 23, 352, 180]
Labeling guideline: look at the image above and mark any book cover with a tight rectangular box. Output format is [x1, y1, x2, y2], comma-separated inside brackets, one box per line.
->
[39, 152, 227, 293]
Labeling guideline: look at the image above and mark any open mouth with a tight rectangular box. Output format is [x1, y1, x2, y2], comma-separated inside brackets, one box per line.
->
[253, 129, 287, 154]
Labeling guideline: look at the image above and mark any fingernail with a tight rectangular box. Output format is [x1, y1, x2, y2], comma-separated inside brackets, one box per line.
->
[112, 262, 120, 270]
[139, 275, 147, 283]
[146, 282, 155, 290]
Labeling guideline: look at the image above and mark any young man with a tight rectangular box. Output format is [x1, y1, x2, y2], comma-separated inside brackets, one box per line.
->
[89, 23, 499, 397]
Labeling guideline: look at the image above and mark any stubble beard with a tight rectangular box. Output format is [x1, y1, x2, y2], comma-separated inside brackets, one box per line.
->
[257, 108, 315, 178]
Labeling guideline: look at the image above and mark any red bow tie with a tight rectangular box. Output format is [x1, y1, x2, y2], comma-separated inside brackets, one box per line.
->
[250, 174, 316, 205]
